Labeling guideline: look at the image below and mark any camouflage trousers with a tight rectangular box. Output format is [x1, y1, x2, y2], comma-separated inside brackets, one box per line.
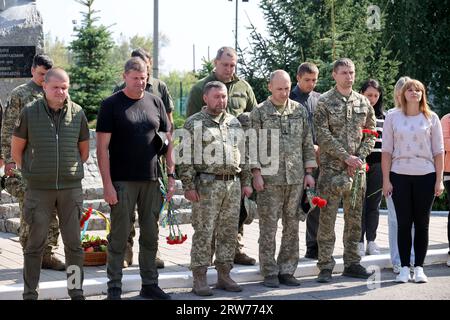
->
[210, 198, 247, 261]
[316, 168, 365, 271]
[5, 176, 59, 255]
[190, 177, 241, 269]
[257, 184, 302, 277]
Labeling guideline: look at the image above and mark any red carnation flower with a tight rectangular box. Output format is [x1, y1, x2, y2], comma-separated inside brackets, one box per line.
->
[318, 199, 328, 208]
[312, 197, 320, 206]
[167, 234, 188, 245]
[80, 207, 93, 228]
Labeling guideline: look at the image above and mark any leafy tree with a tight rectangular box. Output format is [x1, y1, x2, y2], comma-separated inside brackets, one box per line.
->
[382, 0, 450, 114]
[68, 0, 116, 121]
[161, 70, 197, 118]
[110, 33, 170, 85]
[44, 32, 70, 69]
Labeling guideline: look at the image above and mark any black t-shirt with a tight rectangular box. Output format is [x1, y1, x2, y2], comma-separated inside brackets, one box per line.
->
[96, 91, 170, 182]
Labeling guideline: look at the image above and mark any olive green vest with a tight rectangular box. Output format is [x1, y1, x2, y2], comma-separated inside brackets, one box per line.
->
[22, 98, 84, 190]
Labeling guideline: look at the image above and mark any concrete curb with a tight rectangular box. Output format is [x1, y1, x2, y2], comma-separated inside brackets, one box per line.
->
[0, 248, 448, 300]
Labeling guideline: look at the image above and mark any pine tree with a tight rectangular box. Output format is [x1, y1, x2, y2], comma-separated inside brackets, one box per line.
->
[68, 0, 116, 121]
[240, 0, 400, 103]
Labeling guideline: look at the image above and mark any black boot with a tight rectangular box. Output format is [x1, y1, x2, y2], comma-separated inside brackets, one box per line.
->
[342, 264, 374, 279]
[106, 287, 122, 300]
[140, 284, 171, 300]
[316, 269, 332, 283]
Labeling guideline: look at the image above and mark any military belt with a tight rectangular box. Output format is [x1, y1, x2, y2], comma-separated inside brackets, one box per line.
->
[198, 173, 238, 181]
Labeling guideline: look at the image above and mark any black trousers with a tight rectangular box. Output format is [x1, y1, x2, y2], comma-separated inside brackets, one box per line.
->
[361, 162, 383, 242]
[443, 180, 450, 252]
[391, 172, 436, 267]
[306, 168, 320, 251]
[306, 207, 320, 250]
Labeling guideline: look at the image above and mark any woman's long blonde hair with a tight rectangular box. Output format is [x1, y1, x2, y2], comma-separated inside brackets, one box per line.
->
[394, 76, 412, 108]
[400, 79, 431, 119]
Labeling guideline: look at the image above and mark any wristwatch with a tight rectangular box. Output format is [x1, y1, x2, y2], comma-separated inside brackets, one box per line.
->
[167, 173, 177, 179]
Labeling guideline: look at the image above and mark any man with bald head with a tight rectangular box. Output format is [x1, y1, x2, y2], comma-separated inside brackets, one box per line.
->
[1, 54, 66, 271]
[250, 70, 317, 288]
[11, 68, 90, 300]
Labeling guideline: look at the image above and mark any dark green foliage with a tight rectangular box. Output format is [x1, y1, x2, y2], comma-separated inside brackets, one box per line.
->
[68, 0, 117, 121]
[383, 0, 450, 115]
[240, 0, 449, 111]
[196, 58, 215, 80]
[240, 0, 398, 102]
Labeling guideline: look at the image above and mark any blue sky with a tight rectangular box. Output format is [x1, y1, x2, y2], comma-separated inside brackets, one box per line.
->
[36, 0, 267, 74]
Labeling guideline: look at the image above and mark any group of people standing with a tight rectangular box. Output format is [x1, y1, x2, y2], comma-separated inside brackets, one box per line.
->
[179, 47, 449, 292]
[0, 44, 448, 300]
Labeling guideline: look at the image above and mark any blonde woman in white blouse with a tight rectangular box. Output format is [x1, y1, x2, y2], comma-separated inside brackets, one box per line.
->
[382, 79, 444, 284]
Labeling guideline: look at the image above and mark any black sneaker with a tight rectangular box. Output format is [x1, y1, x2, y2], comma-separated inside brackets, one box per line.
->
[71, 295, 86, 300]
[316, 269, 332, 283]
[278, 274, 301, 286]
[106, 287, 122, 300]
[342, 264, 374, 279]
[140, 284, 171, 300]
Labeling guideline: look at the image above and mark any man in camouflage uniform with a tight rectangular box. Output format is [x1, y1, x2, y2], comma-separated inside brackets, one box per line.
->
[179, 81, 253, 296]
[250, 70, 317, 288]
[0, 99, 3, 168]
[113, 48, 174, 269]
[1, 54, 65, 270]
[314, 58, 377, 283]
[186, 46, 258, 266]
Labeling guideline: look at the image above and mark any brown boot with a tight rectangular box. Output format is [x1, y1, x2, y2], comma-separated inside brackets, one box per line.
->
[234, 252, 256, 265]
[123, 243, 133, 268]
[215, 264, 242, 292]
[41, 254, 65, 271]
[192, 267, 213, 296]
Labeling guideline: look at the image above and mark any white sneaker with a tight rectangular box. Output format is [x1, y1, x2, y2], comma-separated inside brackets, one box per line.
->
[366, 241, 380, 255]
[358, 242, 365, 257]
[395, 266, 411, 283]
[413, 267, 428, 283]
[393, 264, 401, 274]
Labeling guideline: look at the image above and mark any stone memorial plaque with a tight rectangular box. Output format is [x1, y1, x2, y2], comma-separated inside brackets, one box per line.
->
[0, 46, 35, 78]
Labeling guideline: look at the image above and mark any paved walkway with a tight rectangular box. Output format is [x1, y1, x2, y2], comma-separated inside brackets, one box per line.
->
[0, 212, 448, 291]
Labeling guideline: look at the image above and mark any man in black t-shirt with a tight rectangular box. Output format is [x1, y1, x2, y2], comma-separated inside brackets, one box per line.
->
[96, 58, 175, 300]
[113, 48, 173, 270]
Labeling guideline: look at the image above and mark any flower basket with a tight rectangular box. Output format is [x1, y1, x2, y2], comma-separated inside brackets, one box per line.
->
[80, 208, 110, 266]
[83, 251, 107, 266]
